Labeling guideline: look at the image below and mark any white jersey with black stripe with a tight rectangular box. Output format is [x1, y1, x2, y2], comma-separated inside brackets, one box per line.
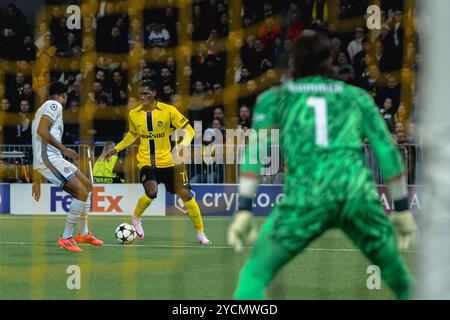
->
[32, 100, 64, 170]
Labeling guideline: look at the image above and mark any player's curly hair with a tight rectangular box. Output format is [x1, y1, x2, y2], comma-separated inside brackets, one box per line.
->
[139, 79, 158, 91]
[291, 30, 333, 79]
[49, 82, 68, 96]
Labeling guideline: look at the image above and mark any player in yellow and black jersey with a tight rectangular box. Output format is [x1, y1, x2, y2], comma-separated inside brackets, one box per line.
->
[106, 80, 211, 244]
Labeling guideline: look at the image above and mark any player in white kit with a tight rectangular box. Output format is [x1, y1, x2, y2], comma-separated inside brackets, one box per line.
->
[31, 82, 103, 252]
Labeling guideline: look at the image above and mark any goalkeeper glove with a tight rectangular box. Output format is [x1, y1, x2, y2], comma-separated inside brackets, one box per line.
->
[390, 210, 418, 250]
[227, 210, 259, 253]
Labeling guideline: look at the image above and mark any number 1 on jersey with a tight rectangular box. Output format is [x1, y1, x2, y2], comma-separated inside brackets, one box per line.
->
[307, 97, 329, 147]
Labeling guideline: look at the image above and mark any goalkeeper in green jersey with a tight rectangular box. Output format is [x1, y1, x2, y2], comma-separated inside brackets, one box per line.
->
[227, 30, 417, 300]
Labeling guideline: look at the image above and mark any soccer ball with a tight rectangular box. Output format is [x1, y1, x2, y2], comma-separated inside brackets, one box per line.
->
[115, 223, 136, 245]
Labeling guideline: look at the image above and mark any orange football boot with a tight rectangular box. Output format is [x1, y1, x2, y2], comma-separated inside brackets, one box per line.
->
[75, 232, 104, 246]
[58, 237, 83, 252]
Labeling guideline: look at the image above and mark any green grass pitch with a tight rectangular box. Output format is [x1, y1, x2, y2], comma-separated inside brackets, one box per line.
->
[0, 215, 415, 300]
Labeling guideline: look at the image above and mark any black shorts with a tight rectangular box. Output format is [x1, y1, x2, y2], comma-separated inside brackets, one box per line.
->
[139, 165, 191, 194]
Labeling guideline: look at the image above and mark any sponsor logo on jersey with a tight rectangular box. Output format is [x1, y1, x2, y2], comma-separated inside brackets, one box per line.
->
[140, 132, 165, 139]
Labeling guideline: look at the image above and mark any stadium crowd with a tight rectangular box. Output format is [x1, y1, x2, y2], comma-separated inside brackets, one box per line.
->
[0, 0, 421, 183]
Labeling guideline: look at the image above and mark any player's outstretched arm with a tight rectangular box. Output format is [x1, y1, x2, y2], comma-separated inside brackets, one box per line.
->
[108, 114, 139, 159]
[387, 174, 418, 250]
[105, 111, 139, 160]
[32, 170, 42, 202]
[105, 131, 138, 160]
[37, 117, 79, 161]
[227, 172, 260, 253]
[359, 90, 417, 249]
[228, 88, 279, 253]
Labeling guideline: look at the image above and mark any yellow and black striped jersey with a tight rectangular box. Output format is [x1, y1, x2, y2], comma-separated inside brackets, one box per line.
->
[114, 101, 190, 169]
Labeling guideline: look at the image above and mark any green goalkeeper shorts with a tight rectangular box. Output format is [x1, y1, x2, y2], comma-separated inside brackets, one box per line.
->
[263, 182, 394, 256]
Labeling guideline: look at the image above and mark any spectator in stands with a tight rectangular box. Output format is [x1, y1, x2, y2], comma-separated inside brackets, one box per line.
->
[258, 16, 282, 48]
[110, 70, 129, 106]
[238, 67, 252, 84]
[34, 69, 52, 105]
[94, 69, 108, 89]
[394, 104, 409, 130]
[395, 122, 406, 139]
[0, 98, 16, 144]
[311, 0, 329, 27]
[237, 105, 252, 131]
[285, 1, 302, 26]
[63, 100, 80, 144]
[1, 99, 11, 113]
[104, 26, 128, 53]
[211, 118, 226, 136]
[353, 37, 370, 85]
[20, 34, 36, 61]
[213, 107, 225, 123]
[210, 83, 224, 109]
[286, 12, 304, 41]
[372, 40, 392, 73]
[82, 15, 96, 39]
[56, 32, 79, 58]
[15, 99, 32, 144]
[129, 18, 143, 50]
[58, 60, 81, 87]
[166, 56, 176, 75]
[20, 83, 35, 111]
[241, 34, 256, 68]
[158, 67, 175, 93]
[146, 22, 170, 48]
[192, 4, 209, 41]
[333, 50, 354, 79]
[262, 2, 274, 18]
[380, 97, 396, 133]
[246, 38, 274, 76]
[189, 80, 206, 123]
[177, 65, 194, 94]
[239, 80, 259, 110]
[35, 34, 57, 70]
[34, 22, 51, 50]
[6, 72, 28, 111]
[378, 74, 401, 109]
[160, 84, 174, 103]
[202, 53, 224, 88]
[242, 15, 254, 29]
[226, 56, 243, 84]
[67, 80, 82, 106]
[338, 67, 355, 85]
[361, 63, 385, 100]
[330, 37, 342, 61]
[89, 81, 111, 106]
[164, 6, 178, 46]
[0, 3, 29, 60]
[347, 27, 365, 62]
[389, 8, 405, 70]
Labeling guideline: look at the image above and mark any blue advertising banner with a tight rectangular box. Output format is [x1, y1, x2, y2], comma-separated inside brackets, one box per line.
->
[167, 184, 423, 217]
[0, 184, 10, 214]
[166, 184, 284, 216]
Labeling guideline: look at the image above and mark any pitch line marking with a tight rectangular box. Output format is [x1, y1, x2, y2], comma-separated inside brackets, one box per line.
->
[0, 241, 417, 253]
